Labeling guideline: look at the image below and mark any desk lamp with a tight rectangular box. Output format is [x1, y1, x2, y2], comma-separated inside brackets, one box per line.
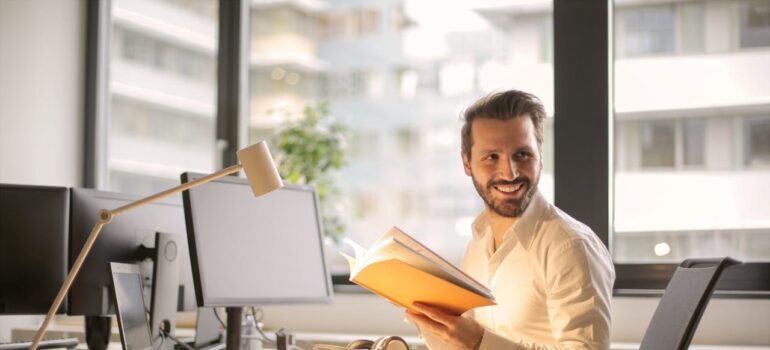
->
[30, 141, 283, 350]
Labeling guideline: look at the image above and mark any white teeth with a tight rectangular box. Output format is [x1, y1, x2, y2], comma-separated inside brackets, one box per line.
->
[495, 183, 522, 193]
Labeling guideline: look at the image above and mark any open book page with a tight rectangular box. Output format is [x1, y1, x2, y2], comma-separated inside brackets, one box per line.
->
[384, 227, 493, 298]
[341, 237, 368, 275]
[343, 228, 493, 300]
[372, 238, 493, 300]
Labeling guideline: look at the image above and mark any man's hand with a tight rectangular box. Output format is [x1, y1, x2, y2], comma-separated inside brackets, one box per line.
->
[405, 302, 484, 350]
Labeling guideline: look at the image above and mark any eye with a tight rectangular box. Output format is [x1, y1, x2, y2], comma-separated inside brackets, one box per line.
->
[484, 154, 499, 161]
[515, 151, 532, 160]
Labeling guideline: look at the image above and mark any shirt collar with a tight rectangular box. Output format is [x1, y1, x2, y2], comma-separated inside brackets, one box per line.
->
[471, 190, 548, 251]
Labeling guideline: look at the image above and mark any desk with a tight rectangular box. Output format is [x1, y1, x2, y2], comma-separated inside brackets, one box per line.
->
[12, 326, 770, 350]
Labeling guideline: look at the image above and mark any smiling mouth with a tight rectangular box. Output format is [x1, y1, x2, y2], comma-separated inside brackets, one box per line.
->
[493, 183, 524, 194]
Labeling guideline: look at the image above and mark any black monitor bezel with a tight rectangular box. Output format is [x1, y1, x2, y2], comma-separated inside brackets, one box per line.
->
[181, 172, 333, 307]
[0, 183, 69, 315]
[68, 187, 196, 316]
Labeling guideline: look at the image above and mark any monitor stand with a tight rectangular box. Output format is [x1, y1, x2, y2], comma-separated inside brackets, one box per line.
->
[150, 232, 182, 349]
[194, 308, 223, 347]
[84, 315, 111, 350]
[225, 307, 243, 350]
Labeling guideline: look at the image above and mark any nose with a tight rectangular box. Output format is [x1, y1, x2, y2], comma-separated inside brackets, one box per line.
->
[498, 158, 519, 181]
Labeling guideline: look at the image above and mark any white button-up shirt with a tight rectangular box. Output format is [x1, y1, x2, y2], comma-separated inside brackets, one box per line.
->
[425, 191, 614, 350]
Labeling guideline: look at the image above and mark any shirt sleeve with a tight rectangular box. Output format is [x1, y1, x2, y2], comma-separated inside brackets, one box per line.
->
[478, 239, 613, 350]
[478, 328, 593, 350]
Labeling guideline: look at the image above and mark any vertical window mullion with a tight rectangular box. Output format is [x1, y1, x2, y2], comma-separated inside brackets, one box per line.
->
[553, 0, 613, 247]
[217, 0, 251, 168]
[84, 0, 112, 189]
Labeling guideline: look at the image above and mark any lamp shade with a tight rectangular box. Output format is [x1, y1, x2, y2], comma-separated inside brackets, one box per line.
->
[237, 141, 284, 197]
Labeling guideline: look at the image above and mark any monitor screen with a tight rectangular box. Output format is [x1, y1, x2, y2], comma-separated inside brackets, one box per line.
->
[69, 187, 196, 316]
[110, 263, 153, 350]
[182, 172, 333, 307]
[0, 184, 69, 315]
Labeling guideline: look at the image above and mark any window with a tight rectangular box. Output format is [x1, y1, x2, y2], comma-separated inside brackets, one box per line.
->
[622, 5, 676, 56]
[616, 117, 707, 170]
[618, 2, 705, 57]
[98, 0, 218, 195]
[247, 1, 554, 274]
[321, 70, 371, 100]
[349, 130, 380, 159]
[679, 3, 705, 53]
[640, 119, 676, 168]
[739, 1, 770, 49]
[87, 0, 768, 292]
[319, 7, 381, 40]
[613, 0, 770, 265]
[395, 127, 421, 153]
[745, 115, 770, 167]
[682, 118, 706, 166]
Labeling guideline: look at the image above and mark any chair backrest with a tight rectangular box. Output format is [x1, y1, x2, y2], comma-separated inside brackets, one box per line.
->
[639, 257, 740, 350]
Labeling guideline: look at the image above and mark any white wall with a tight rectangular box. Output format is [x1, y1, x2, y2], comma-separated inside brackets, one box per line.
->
[0, 0, 85, 187]
[0, 0, 85, 342]
[0, 0, 768, 347]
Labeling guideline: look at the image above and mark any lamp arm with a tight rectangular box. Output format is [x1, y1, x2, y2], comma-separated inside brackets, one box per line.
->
[29, 221, 105, 350]
[111, 164, 242, 217]
[29, 164, 243, 350]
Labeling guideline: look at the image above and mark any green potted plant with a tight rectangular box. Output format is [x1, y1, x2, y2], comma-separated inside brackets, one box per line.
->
[271, 101, 348, 243]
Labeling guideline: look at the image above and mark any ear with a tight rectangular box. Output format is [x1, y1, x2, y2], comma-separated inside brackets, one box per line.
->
[461, 151, 472, 177]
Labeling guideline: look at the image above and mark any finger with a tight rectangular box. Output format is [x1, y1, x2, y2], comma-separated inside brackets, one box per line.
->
[406, 311, 446, 332]
[411, 302, 455, 326]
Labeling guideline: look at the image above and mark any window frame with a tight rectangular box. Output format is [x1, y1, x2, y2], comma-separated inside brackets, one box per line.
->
[84, 0, 245, 186]
[86, 0, 770, 296]
[554, 0, 770, 297]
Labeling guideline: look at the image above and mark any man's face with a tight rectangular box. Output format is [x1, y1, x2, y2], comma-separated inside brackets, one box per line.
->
[462, 116, 542, 218]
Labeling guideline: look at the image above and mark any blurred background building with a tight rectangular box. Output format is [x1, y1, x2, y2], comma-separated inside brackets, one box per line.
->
[104, 0, 769, 272]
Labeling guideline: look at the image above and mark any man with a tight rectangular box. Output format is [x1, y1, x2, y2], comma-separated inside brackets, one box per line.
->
[405, 90, 615, 350]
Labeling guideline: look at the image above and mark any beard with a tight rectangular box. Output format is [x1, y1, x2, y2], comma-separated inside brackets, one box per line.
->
[471, 174, 539, 218]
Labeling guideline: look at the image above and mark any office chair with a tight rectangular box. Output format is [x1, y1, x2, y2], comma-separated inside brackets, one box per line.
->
[639, 257, 741, 350]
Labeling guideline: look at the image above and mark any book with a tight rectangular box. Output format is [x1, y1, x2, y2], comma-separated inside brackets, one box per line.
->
[342, 226, 495, 315]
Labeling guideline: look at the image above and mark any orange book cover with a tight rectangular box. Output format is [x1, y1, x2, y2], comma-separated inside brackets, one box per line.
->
[343, 227, 495, 315]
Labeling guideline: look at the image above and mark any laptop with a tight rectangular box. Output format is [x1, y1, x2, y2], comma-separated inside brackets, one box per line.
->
[110, 263, 153, 350]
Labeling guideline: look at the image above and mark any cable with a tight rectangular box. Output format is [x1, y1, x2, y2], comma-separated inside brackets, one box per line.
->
[250, 307, 276, 344]
[161, 329, 199, 350]
[213, 308, 227, 329]
[154, 331, 166, 350]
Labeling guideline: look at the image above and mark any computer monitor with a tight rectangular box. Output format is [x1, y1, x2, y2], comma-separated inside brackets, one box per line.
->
[181, 172, 332, 349]
[110, 262, 153, 350]
[68, 187, 196, 316]
[0, 184, 69, 315]
[181, 172, 333, 306]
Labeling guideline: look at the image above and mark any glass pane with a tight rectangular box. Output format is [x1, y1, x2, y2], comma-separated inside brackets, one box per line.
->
[739, 1, 770, 49]
[620, 5, 675, 57]
[683, 118, 706, 166]
[106, 0, 218, 195]
[247, 1, 554, 273]
[613, 0, 770, 263]
[680, 3, 705, 53]
[640, 120, 675, 168]
[745, 115, 770, 167]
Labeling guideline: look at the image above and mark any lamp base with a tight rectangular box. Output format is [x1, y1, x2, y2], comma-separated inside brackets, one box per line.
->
[225, 307, 243, 350]
[85, 315, 111, 350]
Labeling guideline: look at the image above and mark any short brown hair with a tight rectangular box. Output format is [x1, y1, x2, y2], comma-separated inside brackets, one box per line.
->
[461, 90, 546, 159]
